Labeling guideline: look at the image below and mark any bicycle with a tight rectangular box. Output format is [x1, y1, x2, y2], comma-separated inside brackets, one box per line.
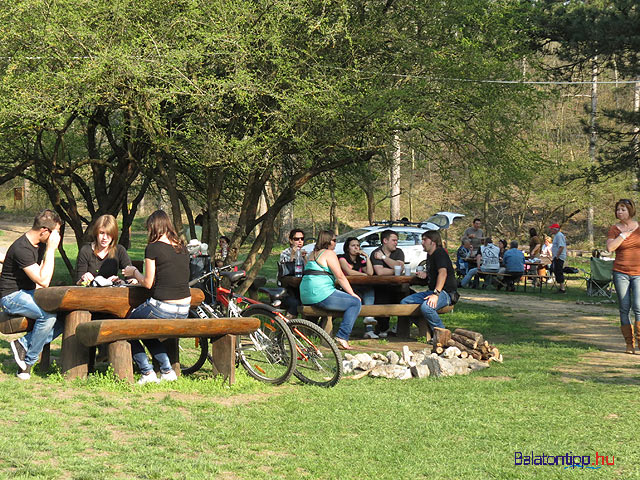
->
[184, 263, 343, 387]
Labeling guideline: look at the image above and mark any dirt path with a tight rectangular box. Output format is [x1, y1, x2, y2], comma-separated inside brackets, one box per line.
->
[461, 291, 640, 384]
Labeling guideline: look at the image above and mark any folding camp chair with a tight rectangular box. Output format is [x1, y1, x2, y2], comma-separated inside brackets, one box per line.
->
[586, 257, 614, 298]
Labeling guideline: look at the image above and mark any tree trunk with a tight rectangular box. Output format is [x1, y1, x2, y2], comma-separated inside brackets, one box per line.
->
[390, 133, 401, 220]
[205, 166, 225, 251]
[329, 174, 338, 233]
[587, 59, 598, 248]
[157, 154, 183, 238]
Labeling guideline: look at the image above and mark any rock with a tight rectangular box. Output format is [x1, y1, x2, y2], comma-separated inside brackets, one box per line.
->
[443, 346, 461, 359]
[343, 360, 356, 373]
[421, 353, 456, 377]
[357, 360, 377, 371]
[402, 345, 413, 364]
[386, 351, 400, 365]
[343, 353, 356, 361]
[448, 357, 472, 375]
[468, 359, 490, 371]
[410, 364, 430, 378]
[398, 358, 407, 366]
[354, 353, 373, 364]
[413, 353, 426, 365]
[370, 364, 412, 379]
[371, 352, 387, 361]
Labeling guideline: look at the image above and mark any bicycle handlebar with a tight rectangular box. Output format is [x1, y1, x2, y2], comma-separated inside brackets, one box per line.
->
[188, 261, 243, 287]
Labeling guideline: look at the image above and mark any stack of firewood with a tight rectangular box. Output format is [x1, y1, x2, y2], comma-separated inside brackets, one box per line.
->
[432, 327, 502, 362]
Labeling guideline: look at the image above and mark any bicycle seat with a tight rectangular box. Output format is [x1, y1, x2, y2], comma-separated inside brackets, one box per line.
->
[258, 287, 287, 300]
[220, 270, 246, 284]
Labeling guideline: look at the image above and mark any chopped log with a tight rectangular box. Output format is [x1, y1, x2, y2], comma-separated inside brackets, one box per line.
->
[458, 351, 469, 359]
[433, 327, 451, 346]
[488, 346, 500, 357]
[479, 345, 489, 355]
[453, 328, 484, 345]
[451, 333, 477, 350]
[432, 346, 444, 355]
[447, 339, 482, 360]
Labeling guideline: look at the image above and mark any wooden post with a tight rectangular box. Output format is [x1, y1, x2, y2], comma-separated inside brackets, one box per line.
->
[210, 334, 235, 385]
[39, 343, 50, 373]
[108, 341, 134, 382]
[61, 310, 91, 379]
[396, 316, 411, 338]
[320, 315, 333, 335]
[164, 338, 180, 378]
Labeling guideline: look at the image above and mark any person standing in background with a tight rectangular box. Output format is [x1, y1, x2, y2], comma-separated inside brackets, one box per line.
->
[549, 223, 567, 294]
[606, 199, 640, 354]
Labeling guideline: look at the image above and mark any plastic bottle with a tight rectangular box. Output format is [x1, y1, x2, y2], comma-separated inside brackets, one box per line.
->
[294, 249, 304, 277]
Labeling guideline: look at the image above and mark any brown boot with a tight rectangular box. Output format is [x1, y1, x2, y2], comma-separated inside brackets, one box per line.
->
[621, 324, 635, 354]
[634, 322, 640, 355]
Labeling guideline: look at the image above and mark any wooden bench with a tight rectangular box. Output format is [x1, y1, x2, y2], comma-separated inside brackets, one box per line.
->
[75, 317, 260, 383]
[299, 304, 455, 340]
[0, 312, 50, 372]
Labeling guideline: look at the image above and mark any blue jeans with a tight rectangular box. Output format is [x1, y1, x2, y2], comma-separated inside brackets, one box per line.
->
[613, 271, 640, 326]
[400, 290, 451, 330]
[461, 267, 498, 287]
[354, 286, 375, 306]
[1, 289, 63, 366]
[312, 290, 361, 341]
[128, 299, 189, 374]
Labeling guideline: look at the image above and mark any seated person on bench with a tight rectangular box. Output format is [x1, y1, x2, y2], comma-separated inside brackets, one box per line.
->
[456, 238, 472, 277]
[498, 241, 525, 291]
[400, 230, 457, 331]
[461, 237, 500, 288]
[123, 210, 191, 384]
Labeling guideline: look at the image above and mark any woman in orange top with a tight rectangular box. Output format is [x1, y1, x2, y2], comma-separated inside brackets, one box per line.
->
[606, 198, 640, 354]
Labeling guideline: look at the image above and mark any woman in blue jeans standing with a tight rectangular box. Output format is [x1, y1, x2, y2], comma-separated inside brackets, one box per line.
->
[123, 210, 191, 384]
[300, 230, 361, 350]
[607, 199, 640, 354]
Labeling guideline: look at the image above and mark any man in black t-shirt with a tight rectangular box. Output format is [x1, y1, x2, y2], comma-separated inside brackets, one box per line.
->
[400, 230, 457, 331]
[370, 229, 406, 337]
[0, 209, 63, 380]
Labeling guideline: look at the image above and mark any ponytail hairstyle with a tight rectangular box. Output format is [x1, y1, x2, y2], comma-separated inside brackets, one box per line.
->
[315, 230, 334, 251]
[146, 210, 185, 253]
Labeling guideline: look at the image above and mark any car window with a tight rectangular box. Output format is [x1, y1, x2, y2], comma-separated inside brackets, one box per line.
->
[360, 232, 380, 247]
[397, 231, 421, 246]
[336, 229, 370, 243]
[424, 214, 449, 228]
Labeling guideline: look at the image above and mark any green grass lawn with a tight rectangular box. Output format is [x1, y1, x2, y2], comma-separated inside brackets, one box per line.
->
[1, 298, 637, 479]
[7, 239, 635, 478]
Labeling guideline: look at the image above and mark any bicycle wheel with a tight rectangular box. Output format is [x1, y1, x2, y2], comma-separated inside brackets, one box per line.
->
[238, 307, 296, 385]
[179, 304, 217, 375]
[287, 318, 343, 387]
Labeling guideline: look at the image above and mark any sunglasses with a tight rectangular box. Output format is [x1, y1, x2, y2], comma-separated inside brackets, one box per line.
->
[292, 237, 304, 241]
[619, 199, 633, 205]
[331, 238, 337, 242]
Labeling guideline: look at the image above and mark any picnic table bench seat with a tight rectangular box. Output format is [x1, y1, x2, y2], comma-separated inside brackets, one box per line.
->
[0, 311, 50, 372]
[75, 317, 260, 383]
[298, 304, 455, 340]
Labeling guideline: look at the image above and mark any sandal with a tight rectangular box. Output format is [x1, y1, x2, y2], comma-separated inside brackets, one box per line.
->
[334, 337, 353, 350]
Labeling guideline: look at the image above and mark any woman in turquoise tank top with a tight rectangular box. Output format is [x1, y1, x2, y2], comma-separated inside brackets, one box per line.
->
[300, 231, 362, 350]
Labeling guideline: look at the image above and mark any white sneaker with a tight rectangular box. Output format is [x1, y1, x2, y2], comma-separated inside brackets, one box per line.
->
[160, 370, 178, 382]
[363, 316, 377, 325]
[16, 365, 31, 381]
[363, 331, 379, 339]
[137, 371, 160, 385]
[378, 330, 388, 339]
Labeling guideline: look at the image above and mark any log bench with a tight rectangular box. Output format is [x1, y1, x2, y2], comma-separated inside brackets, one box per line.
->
[298, 304, 455, 340]
[0, 312, 50, 372]
[75, 317, 260, 384]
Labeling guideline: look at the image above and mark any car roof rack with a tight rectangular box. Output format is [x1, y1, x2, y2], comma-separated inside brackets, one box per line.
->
[371, 220, 424, 227]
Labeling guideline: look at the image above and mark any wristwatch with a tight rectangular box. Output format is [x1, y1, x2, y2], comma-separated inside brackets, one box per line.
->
[381, 254, 386, 260]
[433, 289, 441, 296]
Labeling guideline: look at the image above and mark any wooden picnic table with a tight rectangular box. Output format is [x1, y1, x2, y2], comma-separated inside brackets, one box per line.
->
[33, 286, 204, 379]
[280, 275, 428, 288]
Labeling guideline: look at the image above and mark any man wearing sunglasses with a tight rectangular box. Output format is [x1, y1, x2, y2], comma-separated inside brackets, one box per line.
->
[0, 209, 63, 380]
[278, 229, 308, 316]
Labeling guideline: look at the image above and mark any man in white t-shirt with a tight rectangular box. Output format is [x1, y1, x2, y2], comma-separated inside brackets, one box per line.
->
[461, 237, 500, 288]
[549, 223, 567, 293]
